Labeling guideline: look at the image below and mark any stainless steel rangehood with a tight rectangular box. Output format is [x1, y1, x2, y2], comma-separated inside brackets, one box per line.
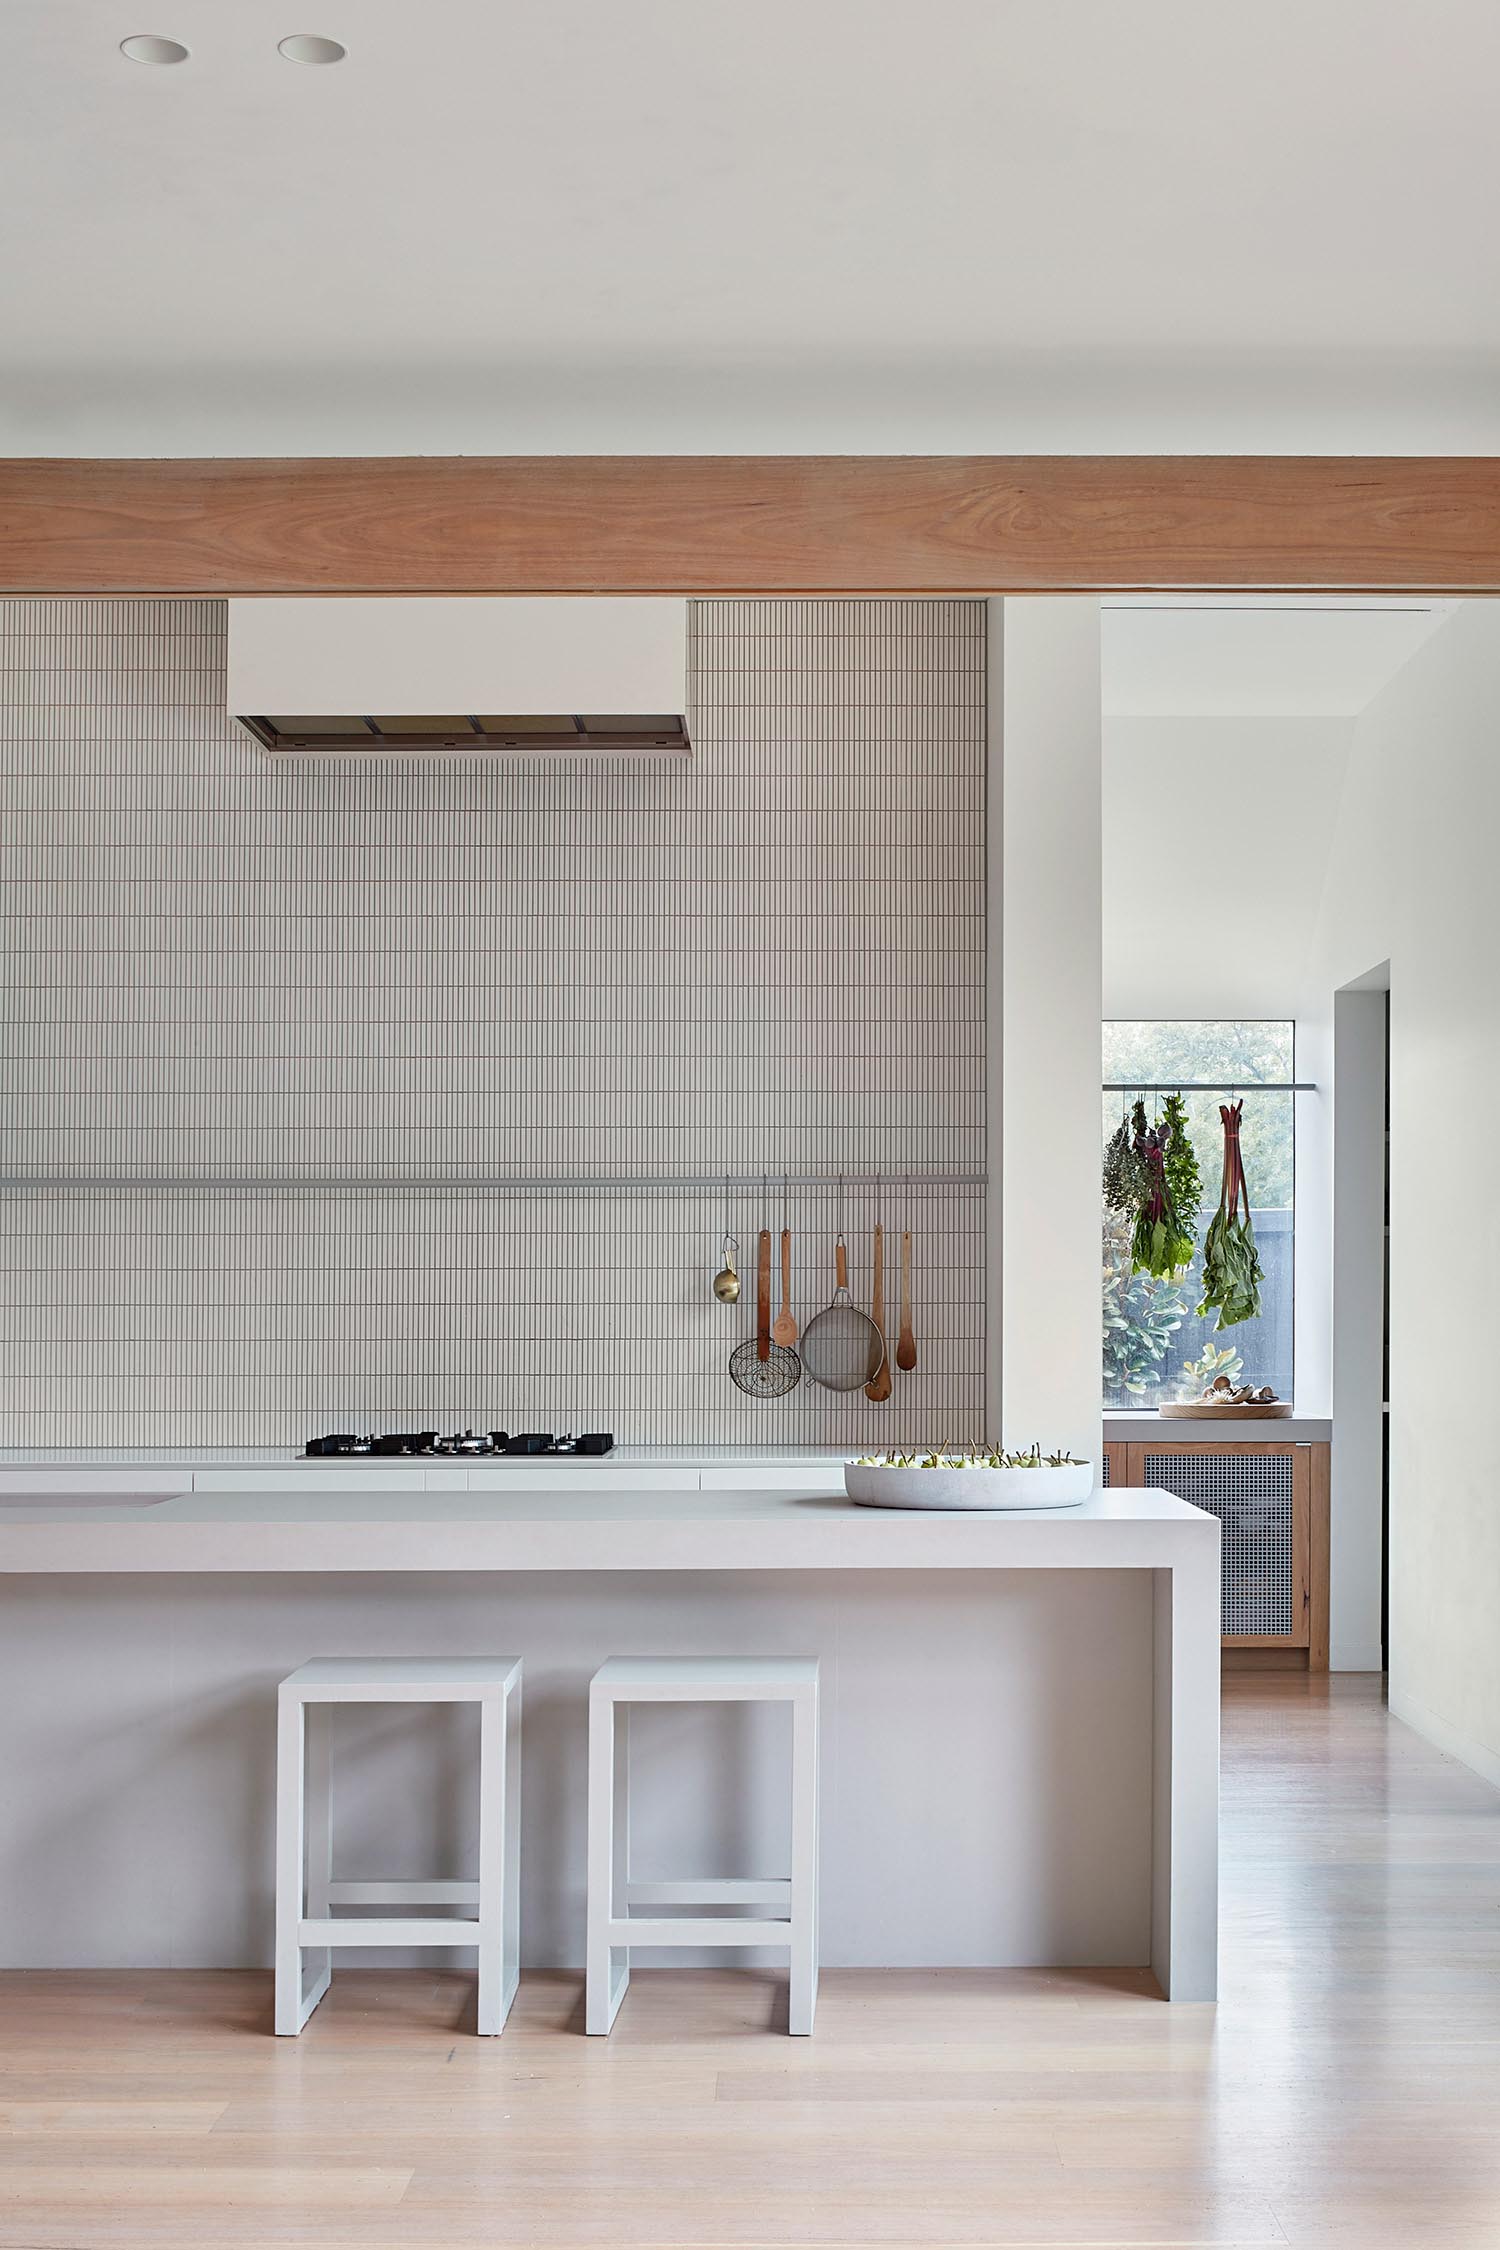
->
[227, 598, 692, 755]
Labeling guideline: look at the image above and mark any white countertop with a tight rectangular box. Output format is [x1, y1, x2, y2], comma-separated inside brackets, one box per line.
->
[1103, 1412, 1332, 1442]
[0, 1426, 1331, 1503]
[0, 1446, 860, 1503]
[0, 1482, 1216, 1574]
[0, 1445, 855, 1469]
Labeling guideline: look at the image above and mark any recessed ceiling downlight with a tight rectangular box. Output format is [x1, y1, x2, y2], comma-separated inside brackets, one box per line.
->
[278, 33, 346, 63]
[120, 34, 189, 63]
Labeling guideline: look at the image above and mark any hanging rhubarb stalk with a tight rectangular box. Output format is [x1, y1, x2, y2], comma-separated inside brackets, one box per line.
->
[1197, 1100, 1263, 1329]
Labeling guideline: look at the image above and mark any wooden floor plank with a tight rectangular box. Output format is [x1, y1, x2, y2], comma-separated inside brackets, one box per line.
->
[1, 1678, 1498, 2247]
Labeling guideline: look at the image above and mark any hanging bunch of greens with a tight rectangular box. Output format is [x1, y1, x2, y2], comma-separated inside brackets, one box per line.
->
[1198, 1099, 1263, 1328]
[1161, 1091, 1202, 1248]
[1104, 1096, 1199, 1279]
[1103, 1098, 1150, 1214]
[1129, 1112, 1197, 1278]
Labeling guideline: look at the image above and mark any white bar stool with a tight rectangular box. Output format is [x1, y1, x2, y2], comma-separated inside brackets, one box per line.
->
[275, 1657, 522, 2037]
[586, 1655, 820, 2037]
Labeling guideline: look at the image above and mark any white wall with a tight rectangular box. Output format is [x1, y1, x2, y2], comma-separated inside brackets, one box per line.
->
[993, 599, 1103, 1466]
[1327, 984, 1388, 1673]
[1103, 712, 1351, 1417]
[1103, 717, 1352, 1019]
[0, 597, 984, 1450]
[1304, 601, 1500, 1772]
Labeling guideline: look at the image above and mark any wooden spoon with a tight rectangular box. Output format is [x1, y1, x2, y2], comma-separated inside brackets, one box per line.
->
[771, 1227, 799, 1347]
[895, 1227, 917, 1371]
[864, 1222, 892, 1401]
[756, 1229, 772, 1362]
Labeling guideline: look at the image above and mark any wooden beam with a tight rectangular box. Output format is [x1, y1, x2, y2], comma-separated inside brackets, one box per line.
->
[3, 455, 1500, 596]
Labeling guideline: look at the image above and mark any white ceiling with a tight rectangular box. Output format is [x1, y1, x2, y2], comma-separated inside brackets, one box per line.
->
[1102, 599, 1459, 717]
[4, 0, 1500, 454]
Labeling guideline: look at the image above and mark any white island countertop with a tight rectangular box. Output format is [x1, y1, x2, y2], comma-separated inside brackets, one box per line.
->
[0, 1479, 1220, 1998]
[0, 1482, 1216, 1575]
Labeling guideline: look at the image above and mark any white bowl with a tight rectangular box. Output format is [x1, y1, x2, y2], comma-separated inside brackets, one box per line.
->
[844, 1461, 1093, 1511]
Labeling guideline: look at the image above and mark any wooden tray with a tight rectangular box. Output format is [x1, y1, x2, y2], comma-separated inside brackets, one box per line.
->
[1158, 1400, 1293, 1421]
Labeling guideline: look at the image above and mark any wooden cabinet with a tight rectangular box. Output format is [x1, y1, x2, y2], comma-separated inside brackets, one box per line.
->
[1105, 1438, 1330, 1671]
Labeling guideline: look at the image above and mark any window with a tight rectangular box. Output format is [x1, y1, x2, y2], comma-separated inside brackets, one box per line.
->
[1102, 1021, 1294, 1410]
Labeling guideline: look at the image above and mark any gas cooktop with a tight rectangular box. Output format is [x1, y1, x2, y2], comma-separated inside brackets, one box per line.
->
[303, 1430, 614, 1460]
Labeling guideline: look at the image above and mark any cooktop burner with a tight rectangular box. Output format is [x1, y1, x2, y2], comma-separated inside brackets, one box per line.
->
[303, 1430, 614, 1460]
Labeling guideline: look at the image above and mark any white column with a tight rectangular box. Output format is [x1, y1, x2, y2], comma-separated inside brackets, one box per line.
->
[986, 598, 1103, 1467]
[1331, 982, 1388, 1671]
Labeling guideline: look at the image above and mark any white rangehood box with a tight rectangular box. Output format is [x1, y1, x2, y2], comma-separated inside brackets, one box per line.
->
[227, 597, 691, 755]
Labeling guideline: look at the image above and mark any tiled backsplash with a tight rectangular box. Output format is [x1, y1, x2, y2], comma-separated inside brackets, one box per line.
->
[0, 598, 985, 1444]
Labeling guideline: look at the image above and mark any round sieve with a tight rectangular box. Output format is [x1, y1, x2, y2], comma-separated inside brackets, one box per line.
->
[729, 1224, 801, 1397]
[729, 1337, 802, 1397]
[801, 1232, 883, 1392]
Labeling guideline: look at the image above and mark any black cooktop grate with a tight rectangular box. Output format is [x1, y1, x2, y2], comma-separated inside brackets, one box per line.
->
[303, 1430, 614, 1459]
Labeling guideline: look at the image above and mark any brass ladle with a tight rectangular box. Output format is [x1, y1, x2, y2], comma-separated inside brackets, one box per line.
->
[712, 1231, 741, 1303]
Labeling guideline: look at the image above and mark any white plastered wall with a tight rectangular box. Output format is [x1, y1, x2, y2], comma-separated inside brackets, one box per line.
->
[1103, 718, 1353, 1023]
[1302, 601, 1500, 1767]
[990, 599, 1103, 1467]
[1103, 713, 1352, 1424]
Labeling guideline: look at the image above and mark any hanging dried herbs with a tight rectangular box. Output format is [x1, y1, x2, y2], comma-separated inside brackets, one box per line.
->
[1129, 1116, 1197, 1278]
[1162, 1091, 1202, 1247]
[1104, 1099, 1150, 1213]
[1104, 1097, 1198, 1279]
[1197, 1099, 1263, 1328]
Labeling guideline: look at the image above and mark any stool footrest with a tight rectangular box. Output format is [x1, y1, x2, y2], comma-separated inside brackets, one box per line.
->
[609, 1915, 793, 1948]
[326, 1880, 479, 1907]
[625, 1878, 791, 1907]
[300, 1916, 482, 1948]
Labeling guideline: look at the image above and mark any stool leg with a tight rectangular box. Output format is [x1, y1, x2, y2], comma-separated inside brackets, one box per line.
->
[788, 1689, 819, 2036]
[586, 1694, 630, 2033]
[503, 1673, 523, 2017]
[274, 1694, 306, 2035]
[477, 1686, 520, 2035]
[303, 1702, 334, 2018]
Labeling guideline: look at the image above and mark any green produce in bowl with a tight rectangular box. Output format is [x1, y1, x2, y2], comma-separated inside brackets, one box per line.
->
[855, 1442, 1084, 1470]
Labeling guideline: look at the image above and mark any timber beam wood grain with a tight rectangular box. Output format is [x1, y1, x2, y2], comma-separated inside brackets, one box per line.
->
[4, 455, 1500, 595]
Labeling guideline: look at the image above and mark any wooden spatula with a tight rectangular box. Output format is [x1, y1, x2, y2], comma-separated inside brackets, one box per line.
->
[864, 1223, 892, 1401]
[756, 1229, 772, 1361]
[772, 1227, 799, 1347]
[895, 1227, 917, 1371]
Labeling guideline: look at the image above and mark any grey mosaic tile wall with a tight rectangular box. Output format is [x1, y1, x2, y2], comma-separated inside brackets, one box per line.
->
[0, 598, 985, 1445]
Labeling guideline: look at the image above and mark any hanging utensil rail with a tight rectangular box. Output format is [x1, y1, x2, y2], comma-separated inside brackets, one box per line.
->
[0, 1169, 988, 1195]
[1101, 1082, 1314, 1094]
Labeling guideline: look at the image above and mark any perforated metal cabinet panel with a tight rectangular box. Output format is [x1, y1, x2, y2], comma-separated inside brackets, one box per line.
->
[1140, 1448, 1298, 1639]
[1101, 1453, 1110, 1488]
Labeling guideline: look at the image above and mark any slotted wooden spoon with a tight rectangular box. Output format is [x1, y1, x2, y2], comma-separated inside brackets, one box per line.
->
[895, 1226, 917, 1371]
[772, 1204, 799, 1349]
[864, 1222, 892, 1401]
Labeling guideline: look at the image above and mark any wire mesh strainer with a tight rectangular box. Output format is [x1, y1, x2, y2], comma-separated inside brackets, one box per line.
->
[801, 1191, 883, 1392]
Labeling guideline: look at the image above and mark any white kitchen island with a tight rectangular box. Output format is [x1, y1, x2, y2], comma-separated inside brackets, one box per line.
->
[0, 1481, 1219, 2001]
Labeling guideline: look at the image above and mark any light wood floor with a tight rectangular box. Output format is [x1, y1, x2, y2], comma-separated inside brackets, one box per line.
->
[3, 1675, 1499, 2249]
